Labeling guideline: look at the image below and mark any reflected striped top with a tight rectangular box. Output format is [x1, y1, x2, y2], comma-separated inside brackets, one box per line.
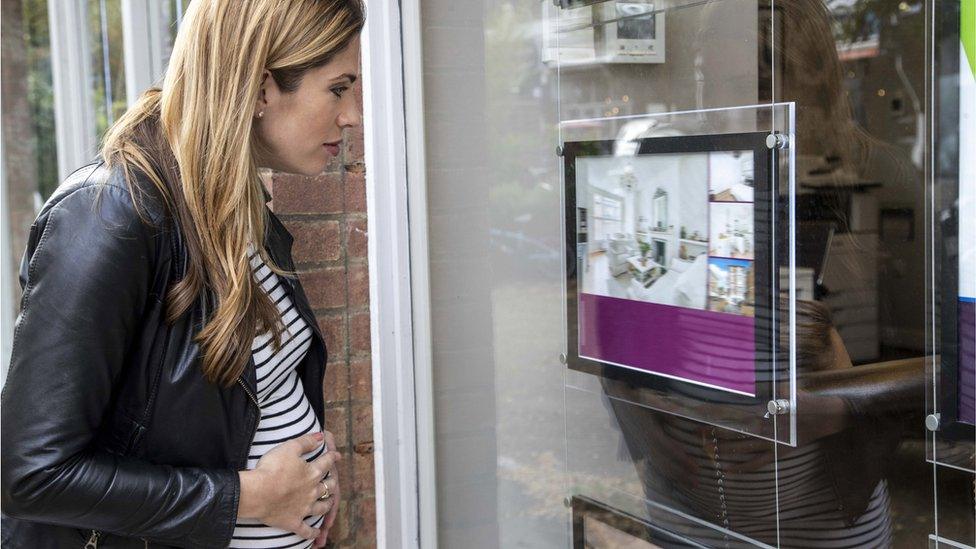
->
[618, 409, 893, 548]
[229, 245, 327, 549]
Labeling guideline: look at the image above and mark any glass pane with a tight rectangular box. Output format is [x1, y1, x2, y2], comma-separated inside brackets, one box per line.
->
[420, 0, 960, 546]
[12, 0, 60, 199]
[927, 0, 975, 546]
[87, 0, 126, 136]
[560, 103, 799, 448]
[2, 0, 60, 382]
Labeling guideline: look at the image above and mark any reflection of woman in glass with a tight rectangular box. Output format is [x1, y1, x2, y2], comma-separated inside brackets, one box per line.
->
[604, 300, 921, 547]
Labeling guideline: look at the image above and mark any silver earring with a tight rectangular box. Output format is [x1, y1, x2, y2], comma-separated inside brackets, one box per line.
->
[257, 111, 264, 118]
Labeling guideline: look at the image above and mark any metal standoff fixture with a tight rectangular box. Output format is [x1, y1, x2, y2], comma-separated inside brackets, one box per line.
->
[766, 399, 790, 417]
[765, 133, 789, 150]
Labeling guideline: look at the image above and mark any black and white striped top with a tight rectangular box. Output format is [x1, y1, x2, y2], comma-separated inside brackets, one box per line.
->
[634, 416, 893, 548]
[229, 246, 327, 549]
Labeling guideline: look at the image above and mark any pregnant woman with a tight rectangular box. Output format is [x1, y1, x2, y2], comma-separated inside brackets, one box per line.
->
[1, 1, 364, 547]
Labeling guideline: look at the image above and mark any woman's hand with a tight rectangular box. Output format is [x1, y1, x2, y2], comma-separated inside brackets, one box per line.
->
[238, 431, 342, 540]
[312, 431, 341, 548]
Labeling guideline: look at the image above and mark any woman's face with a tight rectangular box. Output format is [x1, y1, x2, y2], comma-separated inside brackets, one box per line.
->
[253, 36, 362, 176]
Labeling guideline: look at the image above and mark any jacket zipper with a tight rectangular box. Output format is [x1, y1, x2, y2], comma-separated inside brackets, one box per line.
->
[83, 529, 148, 548]
[237, 375, 259, 407]
[83, 529, 100, 548]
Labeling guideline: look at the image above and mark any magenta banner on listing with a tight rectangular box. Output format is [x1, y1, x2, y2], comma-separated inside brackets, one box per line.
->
[578, 292, 756, 396]
[960, 298, 975, 425]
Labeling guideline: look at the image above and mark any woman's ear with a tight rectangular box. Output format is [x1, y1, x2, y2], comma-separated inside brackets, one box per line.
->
[254, 70, 272, 119]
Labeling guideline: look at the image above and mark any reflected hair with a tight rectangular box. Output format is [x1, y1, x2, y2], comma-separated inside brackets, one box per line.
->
[787, 298, 836, 373]
[100, 0, 365, 387]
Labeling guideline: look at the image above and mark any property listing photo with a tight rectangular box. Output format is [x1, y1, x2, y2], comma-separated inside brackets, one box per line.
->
[707, 257, 755, 316]
[708, 202, 754, 260]
[577, 148, 756, 319]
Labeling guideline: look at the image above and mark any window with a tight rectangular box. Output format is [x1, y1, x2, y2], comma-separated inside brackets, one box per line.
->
[592, 192, 623, 243]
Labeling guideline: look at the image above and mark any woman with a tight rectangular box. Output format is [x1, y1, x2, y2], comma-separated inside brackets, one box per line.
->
[604, 300, 922, 547]
[0, 1, 364, 547]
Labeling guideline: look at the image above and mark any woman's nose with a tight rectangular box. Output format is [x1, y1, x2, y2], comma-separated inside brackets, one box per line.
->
[339, 106, 362, 129]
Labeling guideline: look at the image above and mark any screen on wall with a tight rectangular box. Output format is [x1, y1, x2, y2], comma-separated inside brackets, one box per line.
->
[564, 132, 774, 398]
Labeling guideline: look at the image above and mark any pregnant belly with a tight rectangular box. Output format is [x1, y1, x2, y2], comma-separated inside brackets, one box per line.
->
[230, 373, 328, 548]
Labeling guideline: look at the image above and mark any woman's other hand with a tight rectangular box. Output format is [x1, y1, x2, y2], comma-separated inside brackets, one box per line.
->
[239, 431, 342, 540]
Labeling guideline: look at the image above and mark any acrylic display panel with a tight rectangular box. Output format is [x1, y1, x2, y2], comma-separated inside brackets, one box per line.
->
[927, 2, 975, 547]
[560, 103, 798, 444]
[570, 496, 702, 548]
[927, 0, 975, 465]
[565, 133, 775, 397]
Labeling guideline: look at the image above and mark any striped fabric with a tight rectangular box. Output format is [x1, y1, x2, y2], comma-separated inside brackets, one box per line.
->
[639, 417, 893, 548]
[229, 246, 327, 549]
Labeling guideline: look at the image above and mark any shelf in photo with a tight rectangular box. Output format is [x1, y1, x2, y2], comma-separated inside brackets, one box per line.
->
[707, 255, 754, 262]
[680, 239, 708, 246]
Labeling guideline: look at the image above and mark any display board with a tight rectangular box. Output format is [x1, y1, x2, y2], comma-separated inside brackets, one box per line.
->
[935, 0, 975, 439]
[956, 0, 974, 427]
[570, 496, 699, 549]
[564, 132, 778, 403]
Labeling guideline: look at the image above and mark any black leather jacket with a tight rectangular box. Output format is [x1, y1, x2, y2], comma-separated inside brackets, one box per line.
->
[0, 161, 328, 548]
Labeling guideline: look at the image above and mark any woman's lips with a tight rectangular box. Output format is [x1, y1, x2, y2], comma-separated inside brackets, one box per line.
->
[323, 142, 340, 156]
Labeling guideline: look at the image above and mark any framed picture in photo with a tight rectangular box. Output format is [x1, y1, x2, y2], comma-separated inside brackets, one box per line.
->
[563, 131, 780, 406]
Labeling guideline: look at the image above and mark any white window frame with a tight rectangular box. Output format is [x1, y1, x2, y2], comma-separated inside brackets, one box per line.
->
[48, 0, 176, 182]
[362, 0, 431, 547]
[47, 0, 99, 182]
[120, 0, 172, 105]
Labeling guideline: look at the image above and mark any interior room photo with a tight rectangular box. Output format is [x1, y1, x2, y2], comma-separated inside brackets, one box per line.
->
[578, 149, 756, 314]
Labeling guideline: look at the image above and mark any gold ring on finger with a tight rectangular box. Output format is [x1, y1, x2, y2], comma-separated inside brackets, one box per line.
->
[317, 485, 332, 501]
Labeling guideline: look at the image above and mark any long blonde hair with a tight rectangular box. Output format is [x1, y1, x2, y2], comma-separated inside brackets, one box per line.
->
[101, 0, 365, 387]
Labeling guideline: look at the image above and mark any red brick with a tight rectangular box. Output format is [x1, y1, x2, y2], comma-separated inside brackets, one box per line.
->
[316, 314, 347, 364]
[325, 500, 351, 544]
[344, 170, 366, 213]
[323, 361, 349, 406]
[271, 172, 343, 214]
[352, 450, 375, 493]
[354, 73, 363, 111]
[343, 124, 365, 165]
[302, 267, 347, 309]
[351, 403, 372, 445]
[352, 498, 377, 548]
[349, 312, 371, 354]
[324, 406, 348, 449]
[353, 442, 372, 454]
[350, 359, 371, 402]
[347, 264, 370, 308]
[333, 450, 353, 501]
[345, 217, 368, 259]
[284, 219, 341, 264]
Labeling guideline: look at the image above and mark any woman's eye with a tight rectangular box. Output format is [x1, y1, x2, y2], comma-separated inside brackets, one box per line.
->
[331, 86, 349, 98]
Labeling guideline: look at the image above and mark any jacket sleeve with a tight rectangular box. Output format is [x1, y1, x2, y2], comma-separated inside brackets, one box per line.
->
[0, 182, 240, 549]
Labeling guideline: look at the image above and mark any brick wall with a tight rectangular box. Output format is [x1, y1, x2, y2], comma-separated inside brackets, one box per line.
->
[267, 79, 375, 547]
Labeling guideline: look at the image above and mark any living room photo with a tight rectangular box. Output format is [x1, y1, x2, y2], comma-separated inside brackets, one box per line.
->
[577, 146, 760, 317]
[578, 153, 711, 309]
